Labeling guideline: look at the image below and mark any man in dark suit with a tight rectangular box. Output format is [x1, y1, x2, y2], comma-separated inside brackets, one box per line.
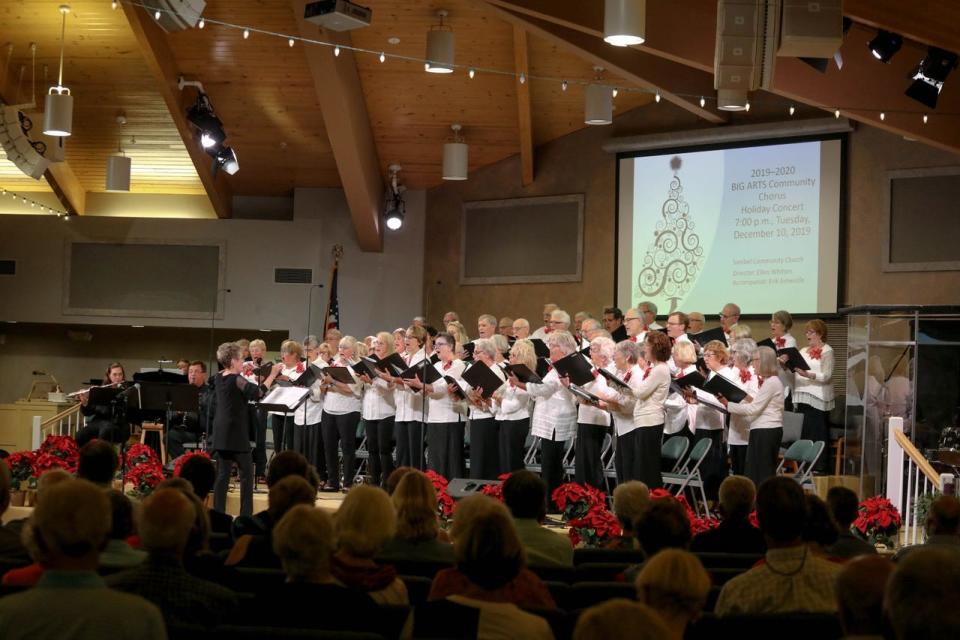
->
[166, 361, 211, 461]
[691, 475, 766, 555]
[604, 306, 628, 343]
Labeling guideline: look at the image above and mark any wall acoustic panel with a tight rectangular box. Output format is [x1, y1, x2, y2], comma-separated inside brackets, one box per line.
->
[460, 194, 583, 285]
[64, 240, 224, 318]
[883, 167, 960, 272]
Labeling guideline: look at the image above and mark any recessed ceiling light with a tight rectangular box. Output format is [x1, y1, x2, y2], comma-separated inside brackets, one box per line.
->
[388, 37, 400, 45]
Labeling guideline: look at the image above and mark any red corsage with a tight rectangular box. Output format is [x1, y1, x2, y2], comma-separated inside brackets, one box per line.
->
[739, 369, 752, 383]
[775, 337, 786, 349]
[623, 371, 632, 382]
[809, 347, 823, 360]
[642, 366, 652, 381]
[296, 361, 305, 374]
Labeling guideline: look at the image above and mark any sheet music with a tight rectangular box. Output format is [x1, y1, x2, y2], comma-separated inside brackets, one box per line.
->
[261, 385, 311, 410]
[694, 388, 728, 414]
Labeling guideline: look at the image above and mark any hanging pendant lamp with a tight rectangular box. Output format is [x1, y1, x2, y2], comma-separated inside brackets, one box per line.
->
[44, 5, 74, 137]
[442, 124, 468, 180]
[426, 10, 455, 74]
[603, 0, 646, 47]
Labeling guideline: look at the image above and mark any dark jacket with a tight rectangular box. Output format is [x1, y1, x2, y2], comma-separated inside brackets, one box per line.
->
[691, 517, 767, 555]
[210, 374, 262, 452]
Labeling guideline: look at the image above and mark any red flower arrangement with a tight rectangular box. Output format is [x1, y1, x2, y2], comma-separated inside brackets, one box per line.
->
[852, 496, 901, 547]
[479, 473, 512, 502]
[568, 505, 622, 548]
[551, 482, 607, 522]
[125, 443, 159, 469]
[5, 451, 36, 486]
[37, 435, 79, 473]
[32, 451, 73, 476]
[424, 471, 455, 522]
[124, 462, 165, 497]
[173, 450, 212, 478]
[648, 488, 720, 536]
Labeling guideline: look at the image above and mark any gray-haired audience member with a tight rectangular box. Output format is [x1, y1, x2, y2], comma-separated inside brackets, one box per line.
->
[893, 495, 960, 562]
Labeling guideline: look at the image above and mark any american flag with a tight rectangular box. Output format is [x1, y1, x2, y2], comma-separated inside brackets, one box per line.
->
[325, 261, 340, 330]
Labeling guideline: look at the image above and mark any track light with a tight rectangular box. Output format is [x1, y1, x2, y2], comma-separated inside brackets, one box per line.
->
[425, 10, 454, 74]
[905, 47, 959, 109]
[215, 147, 239, 175]
[186, 93, 225, 150]
[603, 0, 646, 47]
[880, 112, 885, 121]
[868, 30, 902, 63]
[384, 163, 405, 231]
[442, 124, 468, 181]
[561, 80, 568, 92]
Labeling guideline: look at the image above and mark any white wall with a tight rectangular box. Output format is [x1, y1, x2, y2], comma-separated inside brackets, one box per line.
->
[0, 187, 425, 339]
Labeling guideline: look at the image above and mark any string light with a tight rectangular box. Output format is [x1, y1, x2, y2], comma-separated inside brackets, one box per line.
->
[561, 80, 568, 92]
[288, 38, 295, 47]
[111, 0, 117, 8]
[745, 101, 750, 112]
[519, 72, 525, 84]
[468, 68, 475, 79]
[154, 9, 161, 20]
[923, 113, 929, 124]
[655, 91, 661, 103]
[789, 105, 795, 116]
[835, 109, 840, 118]
[0, 185, 66, 216]
[243, 28, 250, 39]
[379, 51, 385, 63]
[612, 87, 618, 98]
[699, 96, 706, 107]
[880, 112, 885, 121]
[198, 17, 205, 29]
[334, 45, 340, 57]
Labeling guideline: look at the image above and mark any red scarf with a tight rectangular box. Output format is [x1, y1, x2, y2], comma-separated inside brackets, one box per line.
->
[775, 336, 786, 349]
[809, 347, 823, 360]
[642, 366, 652, 381]
[624, 370, 632, 382]
[739, 368, 752, 383]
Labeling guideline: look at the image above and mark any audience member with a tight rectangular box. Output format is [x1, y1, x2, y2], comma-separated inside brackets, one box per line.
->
[231, 450, 313, 538]
[803, 494, 840, 557]
[430, 495, 556, 609]
[98, 490, 146, 570]
[715, 476, 841, 615]
[0, 461, 30, 570]
[108, 488, 238, 627]
[385, 465, 416, 495]
[333, 484, 409, 605]
[636, 498, 692, 558]
[2, 469, 74, 586]
[76, 440, 118, 487]
[690, 475, 765, 555]
[826, 486, 877, 559]
[573, 599, 670, 640]
[893, 495, 960, 562]
[606, 481, 649, 550]
[501, 470, 573, 567]
[885, 547, 960, 639]
[635, 549, 711, 640]
[177, 453, 233, 538]
[379, 470, 454, 564]
[226, 475, 317, 568]
[0, 479, 165, 640]
[836, 555, 893, 640]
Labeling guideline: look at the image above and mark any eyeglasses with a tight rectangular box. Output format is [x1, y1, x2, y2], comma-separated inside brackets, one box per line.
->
[624, 317, 641, 322]
[435, 342, 450, 348]
[666, 321, 683, 326]
[703, 352, 717, 358]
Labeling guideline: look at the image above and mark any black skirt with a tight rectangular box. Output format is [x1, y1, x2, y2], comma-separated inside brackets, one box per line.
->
[745, 427, 783, 488]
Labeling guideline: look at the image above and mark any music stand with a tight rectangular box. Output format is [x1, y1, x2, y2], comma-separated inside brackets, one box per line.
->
[138, 382, 201, 463]
[89, 384, 141, 494]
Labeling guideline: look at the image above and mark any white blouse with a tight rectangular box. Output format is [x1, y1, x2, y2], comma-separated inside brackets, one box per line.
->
[466, 363, 506, 420]
[426, 359, 466, 424]
[664, 364, 697, 435]
[322, 360, 362, 415]
[394, 349, 426, 422]
[609, 364, 642, 437]
[727, 376, 785, 431]
[724, 365, 759, 447]
[494, 379, 531, 422]
[631, 362, 672, 429]
[577, 369, 613, 427]
[362, 376, 396, 421]
[293, 375, 324, 426]
[771, 333, 797, 400]
[273, 364, 305, 419]
[793, 343, 835, 412]
[528, 368, 578, 441]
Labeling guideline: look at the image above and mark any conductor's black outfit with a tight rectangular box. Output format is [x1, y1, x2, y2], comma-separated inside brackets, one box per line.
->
[211, 372, 262, 517]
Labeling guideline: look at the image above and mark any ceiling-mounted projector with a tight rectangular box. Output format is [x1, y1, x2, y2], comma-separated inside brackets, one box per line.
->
[304, 0, 372, 31]
[143, 0, 206, 33]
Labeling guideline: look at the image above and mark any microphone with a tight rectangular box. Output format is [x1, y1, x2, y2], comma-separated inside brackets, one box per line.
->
[116, 382, 141, 399]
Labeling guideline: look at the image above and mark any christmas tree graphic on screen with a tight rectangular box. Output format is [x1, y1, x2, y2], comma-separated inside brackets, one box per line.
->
[636, 156, 704, 314]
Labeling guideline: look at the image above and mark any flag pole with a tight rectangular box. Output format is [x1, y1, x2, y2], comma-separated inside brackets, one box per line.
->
[322, 244, 344, 331]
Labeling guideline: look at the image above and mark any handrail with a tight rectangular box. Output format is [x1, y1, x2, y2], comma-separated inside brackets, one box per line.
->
[40, 402, 81, 431]
[893, 429, 940, 485]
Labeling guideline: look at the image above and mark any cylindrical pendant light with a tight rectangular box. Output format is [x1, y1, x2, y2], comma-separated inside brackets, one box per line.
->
[442, 124, 468, 180]
[426, 10, 455, 74]
[44, 5, 74, 137]
[717, 88, 748, 111]
[603, 0, 646, 47]
[585, 84, 613, 125]
[106, 153, 131, 191]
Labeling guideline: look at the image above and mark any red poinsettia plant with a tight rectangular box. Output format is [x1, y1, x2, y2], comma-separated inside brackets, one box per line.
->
[424, 470, 455, 522]
[124, 462, 165, 498]
[125, 443, 159, 469]
[479, 473, 512, 502]
[32, 451, 74, 476]
[552, 482, 607, 522]
[568, 505, 622, 548]
[173, 450, 212, 478]
[5, 451, 36, 486]
[648, 488, 720, 536]
[37, 435, 79, 473]
[852, 496, 901, 547]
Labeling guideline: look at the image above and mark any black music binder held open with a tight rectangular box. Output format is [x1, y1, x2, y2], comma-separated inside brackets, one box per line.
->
[461, 361, 505, 399]
[551, 352, 595, 387]
[701, 373, 749, 403]
[504, 364, 542, 385]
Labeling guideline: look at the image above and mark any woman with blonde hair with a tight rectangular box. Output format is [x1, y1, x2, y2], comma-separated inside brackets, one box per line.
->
[793, 319, 834, 474]
[495, 339, 534, 473]
[635, 549, 711, 640]
[574, 600, 669, 640]
[358, 332, 397, 487]
[271, 340, 306, 453]
[321, 336, 363, 491]
[379, 470, 454, 564]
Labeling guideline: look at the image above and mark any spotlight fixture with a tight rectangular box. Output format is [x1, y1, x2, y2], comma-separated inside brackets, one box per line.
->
[425, 10, 454, 74]
[905, 47, 959, 109]
[215, 146, 239, 175]
[442, 124, 468, 181]
[868, 30, 902, 63]
[384, 164, 405, 231]
[43, 5, 73, 137]
[585, 67, 612, 125]
[186, 93, 225, 150]
[603, 0, 645, 47]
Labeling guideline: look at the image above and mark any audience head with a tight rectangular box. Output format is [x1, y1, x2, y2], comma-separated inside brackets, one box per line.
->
[803, 494, 839, 550]
[177, 454, 217, 501]
[273, 505, 336, 583]
[336, 485, 396, 559]
[612, 481, 650, 535]
[885, 547, 960, 640]
[155, 477, 211, 555]
[267, 476, 317, 522]
[836, 555, 894, 638]
[266, 450, 311, 488]
[573, 600, 670, 640]
[77, 440, 118, 486]
[106, 489, 136, 541]
[392, 470, 441, 543]
[502, 470, 547, 522]
[718, 475, 756, 521]
[636, 498, 692, 557]
[451, 495, 525, 591]
[826, 486, 860, 530]
[30, 479, 110, 569]
[385, 466, 415, 495]
[37, 468, 73, 495]
[927, 495, 960, 536]
[635, 549, 710, 632]
[756, 476, 807, 545]
[139, 487, 196, 556]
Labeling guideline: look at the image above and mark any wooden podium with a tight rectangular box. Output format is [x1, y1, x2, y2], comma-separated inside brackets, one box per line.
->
[0, 399, 76, 452]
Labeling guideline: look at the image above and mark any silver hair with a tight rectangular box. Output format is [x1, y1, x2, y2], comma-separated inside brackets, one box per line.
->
[729, 338, 758, 367]
[639, 300, 658, 316]
[478, 314, 498, 327]
[303, 335, 320, 349]
[551, 309, 571, 328]
[472, 337, 498, 360]
[545, 330, 577, 355]
[590, 336, 616, 362]
[615, 340, 642, 363]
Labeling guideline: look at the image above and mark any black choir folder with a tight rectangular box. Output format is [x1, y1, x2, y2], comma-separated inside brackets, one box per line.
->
[461, 361, 505, 398]
[701, 374, 749, 403]
[777, 347, 810, 371]
[353, 358, 380, 380]
[672, 370, 706, 391]
[598, 368, 632, 392]
[529, 338, 550, 359]
[694, 326, 727, 347]
[323, 366, 356, 385]
[552, 352, 595, 386]
[504, 364, 542, 385]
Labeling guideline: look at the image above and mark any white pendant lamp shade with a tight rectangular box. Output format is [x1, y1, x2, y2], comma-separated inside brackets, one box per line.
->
[442, 124, 468, 180]
[717, 88, 748, 111]
[105, 153, 131, 191]
[43, 89, 73, 137]
[426, 10, 455, 74]
[603, 0, 646, 47]
[584, 83, 613, 125]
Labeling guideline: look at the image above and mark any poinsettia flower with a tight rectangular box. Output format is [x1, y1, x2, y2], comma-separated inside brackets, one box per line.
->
[173, 450, 212, 478]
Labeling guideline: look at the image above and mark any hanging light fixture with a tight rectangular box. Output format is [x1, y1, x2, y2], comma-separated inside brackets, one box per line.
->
[44, 5, 73, 137]
[442, 124, 468, 180]
[425, 9, 455, 74]
[717, 88, 748, 111]
[584, 67, 612, 125]
[603, 0, 646, 47]
[105, 115, 131, 191]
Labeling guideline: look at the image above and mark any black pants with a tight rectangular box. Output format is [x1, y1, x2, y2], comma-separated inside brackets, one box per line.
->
[167, 427, 200, 461]
[322, 411, 360, 489]
[76, 420, 129, 448]
[618, 425, 664, 489]
[499, 418, 529, 474]
[395, 420, 410, 468]
[409, 421, 426, 470]
[575, 423, 606, 489]
[469, 418, 500, 479]
[729, 444, 748, 476]
[272, 415, 295, 456]
[251, 407, 268, 476]
[293, 422, 325, 481]
[541, 435, 568, 508]
[427, 421, 464, 479]
[693, 429, 727, 501]
[365, 417, 396, 487]
[745, 427, 783, 487]
[797, 403, 830, 473]
[213, 450, 253, 516]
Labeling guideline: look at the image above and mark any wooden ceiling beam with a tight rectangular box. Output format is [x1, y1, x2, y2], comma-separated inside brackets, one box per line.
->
[291, 1, 383, 252]
[513, 26, 534, 186]
[120, 2, 232, 219]
[481, 2, 726, 124]
[845, 0, 960, 54]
